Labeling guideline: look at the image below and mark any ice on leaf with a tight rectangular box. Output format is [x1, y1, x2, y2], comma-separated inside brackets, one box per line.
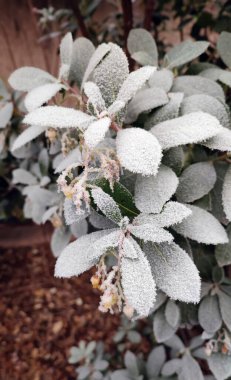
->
[84, 117, 111, 149]
[81, 43, 111, 86]
[24, 83, 64, 112]
[203, 126, 231, 151]
[91, 188, 122, 224]
[64, 199, 89, 225]
[122, 237, 139, 259]
[12, 124, 47, 151]
[59, 32, 73, 65]
[129, 223, 173, 243]
[89, 229, 121, 260]
[69, 37, 95, 86]
[8, 67, 56, 92]
[84, 82, 106, 113]
[116, 128, 162, 176]
[144, 201, 192, 228]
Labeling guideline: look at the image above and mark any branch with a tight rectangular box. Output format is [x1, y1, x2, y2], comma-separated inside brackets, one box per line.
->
[121, 0, 133, 69]
[144, 0, 155, 31]
[68, 0, 90, 38]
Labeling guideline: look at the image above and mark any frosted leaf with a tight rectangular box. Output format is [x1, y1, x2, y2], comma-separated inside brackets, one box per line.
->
[116, 66, 156, 105]
[12, 124, 47, 151]
[164, 40, 209, 69]
[82, 43, 111, 86]
[24, 83, 64, 112]
[129, 223, 173, 243]
[122, 236, 140, 259]
[89, 229, 120, 260]
[145, 242, 201, 303]
[8, 67, 56, 91]
[162, 147, 184, 175]
[51, 227, 71, 258]
[179, 354, 204, 380]
[93, 43, 129, 106]
[12, 168, 37, 185]
[198, 295, 222, 334]
[165, 300, 181, 328]
[54, 147, 82, 173]
[176, 162, 217, 203]
[89, 209, 117, 230]
[217, 31, 231, 69]
[71, 219, 88, 238]
[222, 166, 231, 221]
[173, 204, 228, 245]
[127, 28, 158, 66]
[83, 82, 106, 112]
[24, 106, 95, 130]
[134, 165, 178, 213]
[172, 75, 225, 102]
[125, 87, 168, 123]
[84, 117, 111, 149]
[91, 187, 122, 224]
[149, 69, 174, 92]
[55, 230, 112, 278]
[0, 102, 13, 128]
[42, 206, 58, 223]
[69, 37, 95, 86]
[59, 32, 73, 65]
[208, 353, 231, 380]
[203, 126, 231, 151]
[181, 94, 230, 129]
[153, 308, 176, 343]
[108, 100, 126, 116]
[131, 51, 155, 67]
[151, 112, 221, 150]
[121, 250, 156, 317]
[116, 128, 162, 176]
[64, 199, 89, 225]
[145, 92, 184, 128]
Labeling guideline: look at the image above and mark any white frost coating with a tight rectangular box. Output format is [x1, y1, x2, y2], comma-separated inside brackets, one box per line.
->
[84, 117, 111, 148]
[108, 100, 126, 116]
[64, 199, 89, 225]
[81, 43, 111, 87]
[12, 124, 47, 151]
[145, 242, 201, 303]
[116, 66, 156, 105]
[122, 237, 140, 259]
[69, 37, 95, 85]
[134, 165, 178, 213]
[84, 82, 106, 112]
[91, 188, 122, 224]
[203, 126, 231, 151]
[24, 106, 95, 130]
[149, 69, 174, 92]
[222, 166, 231, 221]
[24, 83, 64, 112]
[59, 32, 73, 65]
[121, 251, 156, 317]
[89, 210, 117, 230]
[130, 223, 173, 243]
[173, 204, 228, 244]
[89, 229, 120, 260]
[8, 67, 56, 91]
[116, 128, 162, 176]
[151, 112, 222, 150]
[176, 162, 217, 203]
[147, 201, 192, 227]
[55, 230, 112, 278]
[55, 147, 82, 173]
[0, 102, 13, 128]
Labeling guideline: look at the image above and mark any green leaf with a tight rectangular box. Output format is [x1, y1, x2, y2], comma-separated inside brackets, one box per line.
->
[164, 40, 209, 69]
[217, 32, 231, 69]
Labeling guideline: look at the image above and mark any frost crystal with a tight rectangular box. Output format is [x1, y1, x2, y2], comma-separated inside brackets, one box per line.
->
[24, 83, 64, 112]
[84, 117, 111, 148]
[91, 188, 122, 224]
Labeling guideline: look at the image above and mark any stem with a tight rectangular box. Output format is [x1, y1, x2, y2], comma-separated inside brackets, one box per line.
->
[144, 0, 155, 31]
[121, 0, 134, 70]
[68, 0, 90, 38]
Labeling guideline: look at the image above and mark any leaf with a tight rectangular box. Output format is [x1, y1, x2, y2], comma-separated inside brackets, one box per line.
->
[145, 242, 201, 303]
[198, 295, 222, 333]
[203, 126, 231, 151]
[93, 42, 129, 106]
[89, 210, 116, 230]
[24, 106, 95, 130]
[218, 290, 231, 331]
[24, 83, 64, 112]
[0, 102, 13, 128]
[125, 87, 168, 123]
[122, 237, 139, 259]
[54, 147, 82, 173]
[176, 162, 217, 203]
[161, 359, 182, 377]
[116, 66, 156, 105]
[64, 199, 89, 225]
[91, 187, 122, 224]
[145, 92, 184, 128]
[134, 165, 178, 213]
[172, 75, 225, 102]
[131, 51, 155, 66]
[60, 32, 73, 65]
[82, 43, 111, 87]
[55, 230, 112, 277]
[151, 112, 222, 150]
[121, 249, 156, 317]
[124, 351, 139, 376]
[70, 220, 88, 238]
[173, 205, 228, 245]
[149, 69, 174, 92]
[153, 307, 176, 343]
[215, 224, 231, 267]
[51, 227, 71, 258]
[90, 229, 121, 260]
[116, 127, 162, 176]
[83, 81, 106, 113]
[8, 67, 56, 91]
[181, 94, 230, 129]
[217, 32, 231, 69]
[129, 223, 173, 243]
[208, 353, 231, 380]
[162, 146, 184, 175]
[84, 117, 111, 149]
[11, 125, 47, 151]
[165, 300, 181, 328]
[146, 346, 166, 377]
[127, 28, 158, 66]
[42, 206, 58, 223]
[164, 40, 209, 69]
[179, 354, 204, 380]
[69, 37, 95, 86]
[12, 168, 37, 185]
[222, 166, 231, 221]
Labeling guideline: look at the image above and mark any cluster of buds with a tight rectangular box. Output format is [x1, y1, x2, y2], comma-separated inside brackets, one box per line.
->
[99, 153, 120, 190]
[205, 329, 231, 356]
